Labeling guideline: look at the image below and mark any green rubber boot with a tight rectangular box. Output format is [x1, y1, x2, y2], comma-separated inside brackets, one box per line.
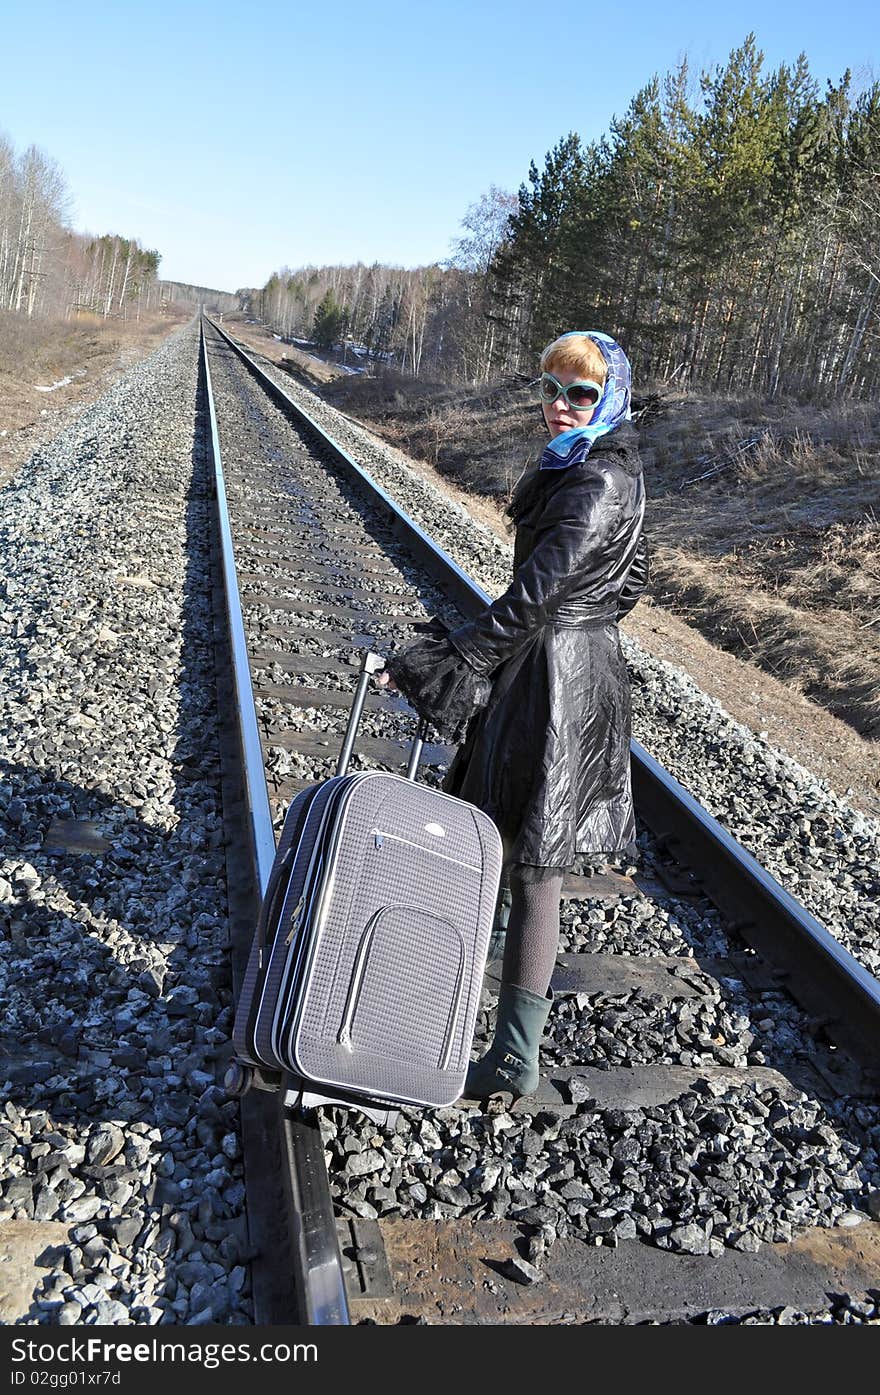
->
[462, 983, 553, 1102]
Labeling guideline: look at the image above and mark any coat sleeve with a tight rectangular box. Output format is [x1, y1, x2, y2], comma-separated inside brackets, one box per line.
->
[616, 531, 650, 620]
[384, 629, 492, 743]
[447, 466, 624, 674]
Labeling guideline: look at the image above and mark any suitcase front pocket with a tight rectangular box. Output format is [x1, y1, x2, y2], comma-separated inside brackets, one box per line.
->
[338, 905, 466, 1071]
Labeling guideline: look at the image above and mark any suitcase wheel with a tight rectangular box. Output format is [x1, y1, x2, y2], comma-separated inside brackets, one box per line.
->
[224, 1059, 285, 1097]
[224, 1060, 254, 1098]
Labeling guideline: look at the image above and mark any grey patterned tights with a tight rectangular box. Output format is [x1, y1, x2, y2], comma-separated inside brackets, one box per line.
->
[500, 868, 564, 997]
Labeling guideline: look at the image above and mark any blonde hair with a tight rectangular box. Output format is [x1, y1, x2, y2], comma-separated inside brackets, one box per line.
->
[540, 333, 607, 384]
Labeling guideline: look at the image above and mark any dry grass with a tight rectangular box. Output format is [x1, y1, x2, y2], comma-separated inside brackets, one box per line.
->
[0, 310, 91, 382]
[325, 372, 880, 739]
[277, 345, 347, 388]
[637, 392, 880, 734]
[0, 306, 188, 484]
[325, 371, 545, 500]
[0, 306, 187, 387]
[650, 540, 880, 737]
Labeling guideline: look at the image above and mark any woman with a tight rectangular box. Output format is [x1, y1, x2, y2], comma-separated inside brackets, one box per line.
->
[378, 330, 649, 1101]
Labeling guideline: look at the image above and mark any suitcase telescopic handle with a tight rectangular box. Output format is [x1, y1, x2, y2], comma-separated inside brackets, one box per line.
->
[336, 650, 429, 781]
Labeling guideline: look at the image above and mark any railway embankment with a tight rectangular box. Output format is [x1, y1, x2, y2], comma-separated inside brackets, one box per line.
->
[0, 321, 252, 1324]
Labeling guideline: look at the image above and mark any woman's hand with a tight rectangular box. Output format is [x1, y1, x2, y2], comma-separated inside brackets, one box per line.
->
[375, 669, 399, 693]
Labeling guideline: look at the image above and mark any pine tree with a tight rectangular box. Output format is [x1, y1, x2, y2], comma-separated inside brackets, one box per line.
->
[312, 289, 344, 349]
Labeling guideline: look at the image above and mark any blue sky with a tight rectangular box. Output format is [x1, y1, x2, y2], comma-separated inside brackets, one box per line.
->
[1, 0, 877, 291]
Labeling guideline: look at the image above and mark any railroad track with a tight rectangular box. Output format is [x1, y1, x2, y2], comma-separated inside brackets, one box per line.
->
[201, 316, 880, 1326]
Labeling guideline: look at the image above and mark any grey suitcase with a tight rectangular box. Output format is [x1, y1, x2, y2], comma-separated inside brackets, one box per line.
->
[231, 651, 503, 1109]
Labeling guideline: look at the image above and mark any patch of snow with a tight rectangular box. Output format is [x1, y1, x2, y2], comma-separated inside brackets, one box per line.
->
[34, 376, 73, 393]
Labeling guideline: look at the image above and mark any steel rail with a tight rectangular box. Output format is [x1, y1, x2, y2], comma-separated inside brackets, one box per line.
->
[206, 318, 482, 619]
[199, 320, 351, 1326]
[630, 744, 880, 1063]
[204, 315, 880, 1072]
[201, 319, 277, 894]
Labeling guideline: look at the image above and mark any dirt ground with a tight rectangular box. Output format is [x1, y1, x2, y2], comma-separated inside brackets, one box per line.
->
[0, 305, 191, 489]
[220, 313, 880, 820]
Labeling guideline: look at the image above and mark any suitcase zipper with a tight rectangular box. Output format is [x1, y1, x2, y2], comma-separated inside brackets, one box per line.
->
[284, 892, 306, 944]
[439, 972, 465, 1073]
[337, 910, 382, 1049]
[371, 829, 483, 873]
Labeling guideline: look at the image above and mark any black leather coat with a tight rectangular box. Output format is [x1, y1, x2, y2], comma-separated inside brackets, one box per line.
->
[387, 421, 648, 871]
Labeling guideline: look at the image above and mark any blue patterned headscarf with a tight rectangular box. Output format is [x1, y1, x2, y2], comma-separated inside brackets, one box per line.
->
[540, 330, 632, 470]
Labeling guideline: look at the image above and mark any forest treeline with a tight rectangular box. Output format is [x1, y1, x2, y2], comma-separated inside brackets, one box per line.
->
[243, 184, 516, 382]
[0, 129, 162, 321]
[246, 36, 880, 398]
[160, 280, 238, 314]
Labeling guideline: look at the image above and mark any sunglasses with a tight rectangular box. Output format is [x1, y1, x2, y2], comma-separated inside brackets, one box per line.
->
[539, 372, 603, 411]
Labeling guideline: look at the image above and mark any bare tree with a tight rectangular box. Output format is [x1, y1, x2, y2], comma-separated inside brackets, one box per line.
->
[448, 186, 519, 381]
[11, 145, 69, 316]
